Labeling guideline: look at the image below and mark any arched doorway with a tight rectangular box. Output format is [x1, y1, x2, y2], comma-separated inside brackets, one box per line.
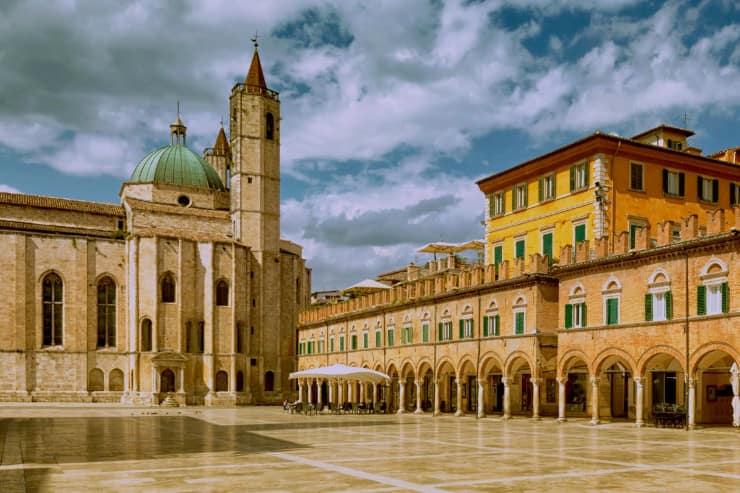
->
[642, 350, 685, 423]
[479, 354, 504, 415]
[215, 371, 228, 392]
[561, 357, 589, 416]
[695, 349, 736, 425]
[508, 356, 533, 415]
[436, 360, 456, 413]
[161, 369, 176, 393]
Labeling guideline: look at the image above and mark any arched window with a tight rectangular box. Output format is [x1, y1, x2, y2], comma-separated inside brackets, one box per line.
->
[161, 273, 175, 303]
[236, 371, 245, 392]
[215, 370, 228, 392]
[141, 318, 152, 351]
[216, 280, 229, 306]
[88, 368, 104, 392]
[42, 273, 63, 346]
[266, 113, 274, 140]
[109, 369, 124, 391]
[264, 371, 274, 392]
[198, 321, 205, 353]
[97, 276, 116, 347]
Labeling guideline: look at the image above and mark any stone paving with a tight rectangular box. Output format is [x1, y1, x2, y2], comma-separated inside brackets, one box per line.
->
[1, 406, 739, 492]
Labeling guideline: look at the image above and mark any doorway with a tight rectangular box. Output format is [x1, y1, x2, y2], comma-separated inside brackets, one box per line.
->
[161, 369, 175, 393]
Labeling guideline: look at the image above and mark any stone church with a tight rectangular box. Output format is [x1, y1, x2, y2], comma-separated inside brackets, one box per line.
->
[0, 47, 311, 406]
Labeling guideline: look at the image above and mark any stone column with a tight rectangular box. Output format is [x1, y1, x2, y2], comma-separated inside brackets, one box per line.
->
[178, 367, 185, 393]
[152, 367, 159, 394]
[502, 377, 512, 419]
[634, 376, 645, 427]
[297, 381, 303, 402]
[688, 378, 696, 429]
[557, 377, 567, 422]
[348, 381, 353, 404]
[328, 382, 334, 408]
[338, 382, 344, 406]
[360, 382, 366, 403]
[397, 380, 406, 414]
[531, 377, 542, 420]
[477, 378, 486, 418]
[455, 379, 464, 416]
[317, 379, 323, 410]
[307, 381, 313, 403]
[415, 380, 422, 414]
[590, 377, 601, 425]
[372, 383, 378, 405]
[434, 380, 441, 415]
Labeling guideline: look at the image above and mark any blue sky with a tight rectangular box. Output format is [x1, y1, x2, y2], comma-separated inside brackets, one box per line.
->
[0, 0, 738, 290]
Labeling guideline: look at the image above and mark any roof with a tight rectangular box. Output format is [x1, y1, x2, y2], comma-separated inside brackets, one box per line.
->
[341, 278, 391, 296]
[418, 240, 484, 254]
[130, 144, 225, 191]
[631, 124, 695, 140]
[245, 49, 267, 89]
[0, 192, 124, 216]
[212, 126, 230, 155]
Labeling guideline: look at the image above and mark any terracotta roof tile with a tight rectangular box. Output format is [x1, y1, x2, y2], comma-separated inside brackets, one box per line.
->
[245, 49, 267, 89]
[0, 192, 124, 216]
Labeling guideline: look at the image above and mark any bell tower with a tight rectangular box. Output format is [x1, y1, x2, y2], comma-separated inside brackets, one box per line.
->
[229, 39, 283, 399]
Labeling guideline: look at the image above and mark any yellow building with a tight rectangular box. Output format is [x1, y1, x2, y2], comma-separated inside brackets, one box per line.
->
[477, 125, 740, 267]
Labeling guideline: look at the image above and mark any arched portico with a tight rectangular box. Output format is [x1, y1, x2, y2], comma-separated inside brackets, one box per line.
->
[479, 353, 505, 417]
[692, 346, 738, 427]
[505, 353, 535, 419]
[639, 348, 686, 425]
[557, 352, 590, 422]
[435, 359, 456, 414]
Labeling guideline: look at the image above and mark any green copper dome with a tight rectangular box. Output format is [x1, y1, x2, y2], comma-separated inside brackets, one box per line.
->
[130, 144, 225, 191]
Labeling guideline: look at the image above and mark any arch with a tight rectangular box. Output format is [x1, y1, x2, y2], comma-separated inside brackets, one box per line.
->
[41, 271, 64, 346]
[161, 272, 176, 303]
[440, 309, 451, 318]
[486, 300, 498, 311]
[265, 112, 274, 140]
[236, 371, 245, 392]
[637, 345, 686, 376]
[691, 341, 740, 374]
[647, 268, 671, 285]
[386, 361, 400, 376]
[161, 369, 175, 392]
[399, 359, 415, 379]
[109, 369, 124, 391]
[215, 279, 229, 306]
[592, 348, 637, 376]
[505, 351, 535, 377]
[140, 317, 152, 351]
[461, 304, 473, 314]
[264, 371, 274, 392]
[403, 313, 411, 323]
[415, 358, 434, 376]
[456, 356, 477, 377]
[373, 362, 384, 373]
[421, 311, 431, 320]
[88, 368, 104, 392]
[215, 370, 228, 392]
[435, 357, 456, 377]
[478, 352, 505, 378]
[602, 275, 622, 292]
[557, 349, 592, 378]
[513, 295, 527, 306]
[568, 282, 586, 297]
[699, 257, 728, 277]
[97, 276, 117, 348]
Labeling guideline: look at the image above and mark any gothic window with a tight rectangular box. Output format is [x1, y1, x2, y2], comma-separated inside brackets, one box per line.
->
[141, 318, 152, 351]
[161, 273, 175, 303]
[42, 273, 63, 346]
[266, 112, 274, 140]
[216, 280, 229, 306]
[264, 371, 275, 392]
[215, 371, 228, 392]
[109, 369, 124, 391]
[97, 276, 116, 348]
[88, 368, 104, 392]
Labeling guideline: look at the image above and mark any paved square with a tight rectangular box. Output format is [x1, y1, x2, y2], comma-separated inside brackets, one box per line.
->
[1, 406, 739, 492]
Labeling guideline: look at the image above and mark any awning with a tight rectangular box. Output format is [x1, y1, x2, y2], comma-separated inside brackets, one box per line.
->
[289, 364, 390, 384]
[341, 278, 391, 296]
[417, 240, 484, 254]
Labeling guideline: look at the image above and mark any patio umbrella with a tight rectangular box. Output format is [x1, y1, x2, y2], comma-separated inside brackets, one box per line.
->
[289, 363, 390, 384]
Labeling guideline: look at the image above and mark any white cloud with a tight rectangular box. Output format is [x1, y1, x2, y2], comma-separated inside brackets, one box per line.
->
[0, 184, 21, 193]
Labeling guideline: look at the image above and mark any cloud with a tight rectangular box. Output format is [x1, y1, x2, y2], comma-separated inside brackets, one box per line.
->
[0, 184, 21, 193]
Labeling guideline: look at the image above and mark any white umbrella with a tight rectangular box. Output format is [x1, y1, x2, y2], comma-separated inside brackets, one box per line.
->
[289, 363, 390, 384]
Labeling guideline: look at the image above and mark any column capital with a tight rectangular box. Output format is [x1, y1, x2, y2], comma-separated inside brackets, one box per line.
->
[688, 378, 696, 388]
[590, 376, 600, 386]
[477, 377, 486, 385]
[556, 376, 567, 385]
[633, 376, 645, 386]
[502, 377, 512, 386]
[414, 379, 422, 386]
[530, 377, 543, 385]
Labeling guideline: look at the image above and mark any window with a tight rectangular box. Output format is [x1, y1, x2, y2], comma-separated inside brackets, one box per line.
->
[330, 336, 335, 352]
[140, 318, 152, 352]
[489, 191, 505, 217]
[652, 371, 677, 404]
[42, 273, 63, 346]
[264, 371, 274, 392]
[266, 113, 274, 140]
[628, 219, 647, 249]
[698, 283, 729, 316]
[731, 182, 740, 206]
[538, 173, 556, 202]
[630, 162, 644, 191]
[662, 169, 685, 197]
[161, 273, 175, 303]
[574, 223, 586, 245]
[645, 291, 672, 321]
[363, 332, 369, 349]
[459, 319, 473, 339]
[512, 183, 528, 210]
[697, 176, 719, 203]
[422, 323, 429, 342]
[605, 298, 619, 325]
[339, 335, 345, 351]
[197, 322, 205, 353]
[514, 311, 525, 335]
[387, 327, 395, 346]
[401, 325, 412, 344]
[541, 231, 553, 260]
[97, 277, 116, 348]
[215, 280, 229, 306]
[438, 320, 453, 341]
[569, 162, 589, 192]
[237, 323, 244, 353]
[483, 314, 500, 336]
[375, 329, 381, 347]
[351, 334, 357, 350]
[667, 139, 682, 151]
[564, 303, 587, 329]
[515, 238, 525, 259]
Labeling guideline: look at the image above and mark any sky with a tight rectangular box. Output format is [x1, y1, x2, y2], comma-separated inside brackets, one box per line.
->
[0, 0, 738, 291]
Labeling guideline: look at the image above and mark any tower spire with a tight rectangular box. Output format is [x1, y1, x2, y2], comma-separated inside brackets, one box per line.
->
[245, 36, 267, 89]
[170, 101, 187, 145]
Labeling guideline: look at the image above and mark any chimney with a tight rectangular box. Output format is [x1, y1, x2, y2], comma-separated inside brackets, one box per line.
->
[406, 262, 421, 281]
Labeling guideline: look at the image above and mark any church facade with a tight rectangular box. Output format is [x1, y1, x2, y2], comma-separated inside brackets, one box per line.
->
[0, 48, 310, 406]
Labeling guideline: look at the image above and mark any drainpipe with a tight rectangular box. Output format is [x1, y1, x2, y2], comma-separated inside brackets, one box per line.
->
[684, 251, 690, 431]
[433, 303, 437, 418]
[476, 289, 482, 420]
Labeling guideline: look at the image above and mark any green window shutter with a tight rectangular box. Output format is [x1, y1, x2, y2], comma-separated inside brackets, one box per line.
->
[516, 240, 525, 259]
[423, 324, 429, 342]
[543, 233, 553, 259]
[666, 291, 673, 320]
[515, 312, 524, 334]
[575, 224, 586, 243]
[565, 304, 573, 329]
[375, 331, 380, 347]
[488, 194, 494, 217]
[523, 184, 528, 207]
[494, 315, 500, 336]
[340, 337, 344, 351]
[512, 188, 517, 210]
[582, 303, 587, 326]
[645, 294, 653, 321]
[470, 319, 474, 337]
[570, 166, 576, 191]
[408, 327, 413, 344]
[330, 339, 334, 352]
[607, 298, 618, 325]
[584, 162, 589, 188]
[438, 322, 443, 341]
[630, 224, 640, 249]
[483, 316, 488, 337]
[459, 319, 464, 339]
[494, 245, 503, 265]
[697, 285, 706, 315]
[538, 177, 544, 202]
[722, 282, 729, 313]
[552, 173, 556, 197]
[364, 333, 368, 348]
